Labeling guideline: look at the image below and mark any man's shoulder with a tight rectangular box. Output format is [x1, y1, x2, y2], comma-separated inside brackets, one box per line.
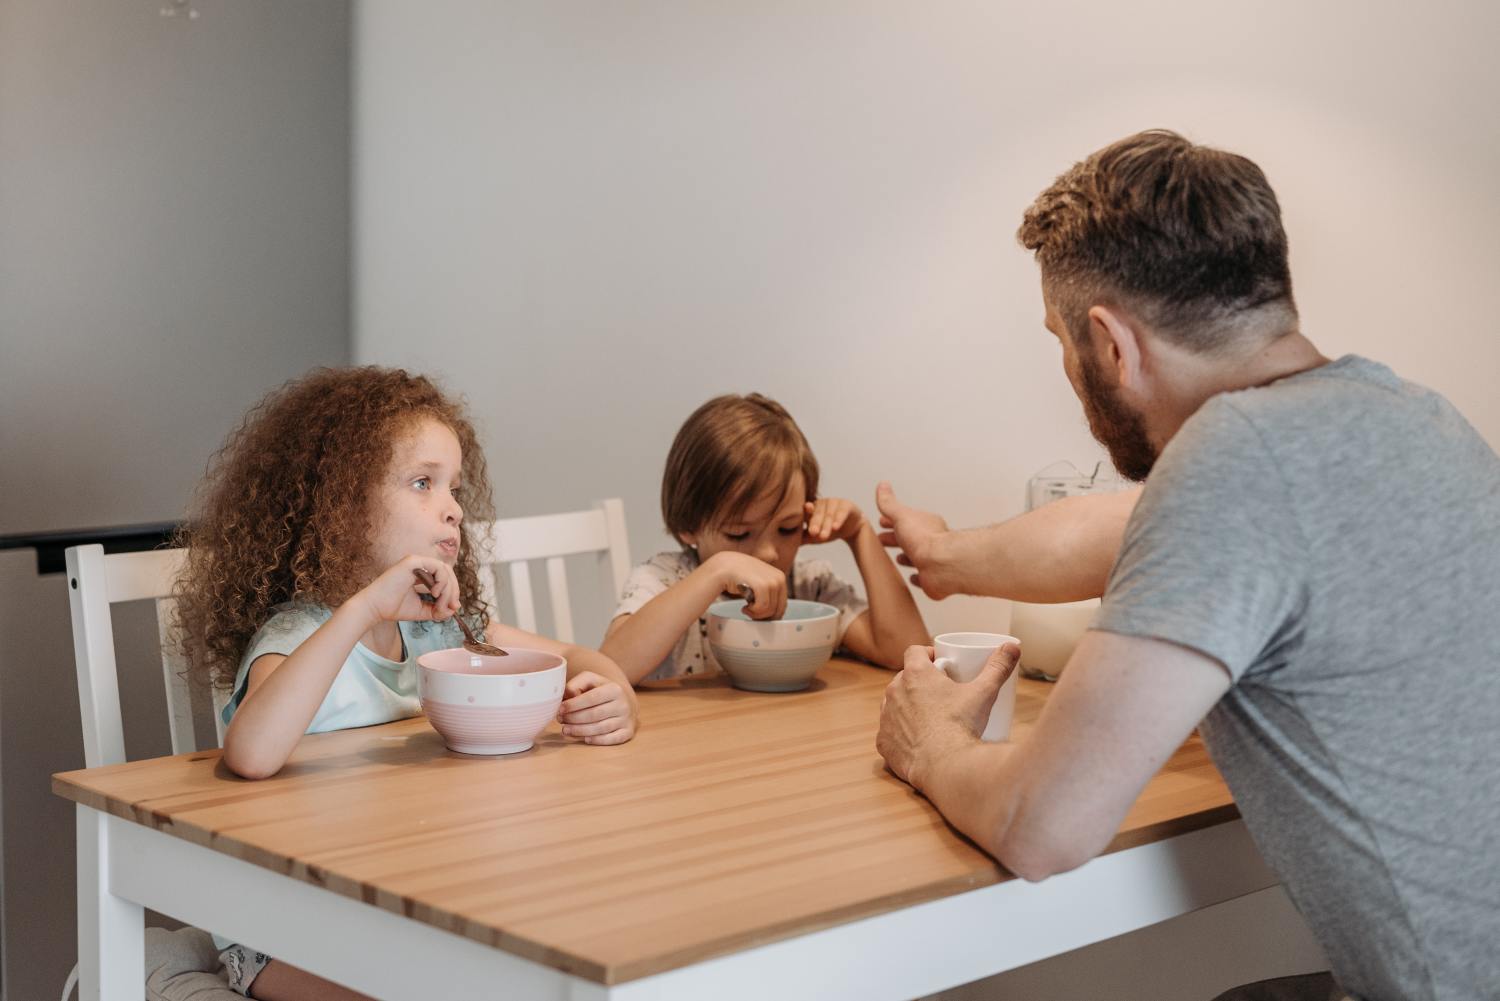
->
[1215, 355, 1409, 426]
[1156, 357, 1398, 477]
[1149, 393, 1273, 493]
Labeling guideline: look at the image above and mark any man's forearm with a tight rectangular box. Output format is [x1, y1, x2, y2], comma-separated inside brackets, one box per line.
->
[912, 735, 1022, 861]
[931, 487, 1140, 602]
[914, 734, 1094, 882]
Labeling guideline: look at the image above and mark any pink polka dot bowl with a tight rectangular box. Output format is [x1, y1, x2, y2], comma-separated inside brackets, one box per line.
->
[416, 647, 566, 755]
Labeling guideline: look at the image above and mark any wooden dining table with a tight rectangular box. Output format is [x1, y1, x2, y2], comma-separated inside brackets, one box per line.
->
[55, 658, 1274, 1001]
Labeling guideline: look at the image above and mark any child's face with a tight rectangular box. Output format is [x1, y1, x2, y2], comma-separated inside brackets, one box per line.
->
[686, 471, 807, 574]
[369, 417, 465, 573]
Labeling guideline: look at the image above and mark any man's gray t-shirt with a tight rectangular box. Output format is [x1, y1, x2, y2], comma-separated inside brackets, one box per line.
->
[1094, 356, 1500, 1001]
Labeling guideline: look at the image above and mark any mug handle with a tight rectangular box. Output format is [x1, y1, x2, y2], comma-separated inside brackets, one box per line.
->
[933, 656, 954, 677]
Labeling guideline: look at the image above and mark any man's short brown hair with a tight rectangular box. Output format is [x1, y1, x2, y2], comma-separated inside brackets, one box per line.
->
[662, 393, 819, 545]
[1017, 129, 1295, 352]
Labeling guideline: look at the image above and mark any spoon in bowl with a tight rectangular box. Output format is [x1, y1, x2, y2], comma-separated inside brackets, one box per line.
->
[411, 567, 508, 657]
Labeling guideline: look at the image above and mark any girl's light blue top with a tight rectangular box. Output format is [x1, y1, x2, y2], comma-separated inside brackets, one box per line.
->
[221, 603, 467, 733]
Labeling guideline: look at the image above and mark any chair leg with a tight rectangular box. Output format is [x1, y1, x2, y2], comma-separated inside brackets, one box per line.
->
[59, 963, 78, 1001]
[77, 804, 144, 1001]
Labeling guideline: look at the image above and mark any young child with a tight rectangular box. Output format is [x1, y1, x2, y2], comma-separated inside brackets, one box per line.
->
[174, 366, 637, 1001]
[601, 393, 928, 684]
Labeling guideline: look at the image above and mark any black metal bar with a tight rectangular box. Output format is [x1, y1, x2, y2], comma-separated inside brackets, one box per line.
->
[0, 522, 182, 575]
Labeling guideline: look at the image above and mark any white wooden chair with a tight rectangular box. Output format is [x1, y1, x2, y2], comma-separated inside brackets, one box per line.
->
[63, 543, 226, 1001]
[475, 497, 631, 643]
[66, 544, 219, 770]
[65, 498, 632, 769]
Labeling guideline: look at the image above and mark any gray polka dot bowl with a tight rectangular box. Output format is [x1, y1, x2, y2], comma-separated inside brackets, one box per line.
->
[706, 599, 839, 692]
[417, 647, 566, 754]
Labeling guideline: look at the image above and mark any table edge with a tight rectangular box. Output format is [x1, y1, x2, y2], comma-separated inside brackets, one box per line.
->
[53, 771, 1239, 985]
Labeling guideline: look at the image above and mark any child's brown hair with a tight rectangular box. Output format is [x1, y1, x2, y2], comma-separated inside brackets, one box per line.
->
[173, 366, 496, 690]
[661, 393, 819, 545]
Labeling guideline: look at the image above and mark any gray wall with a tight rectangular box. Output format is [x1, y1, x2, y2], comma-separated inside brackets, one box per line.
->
[0, 2, 350, 998]
[0, 0, 351, 535]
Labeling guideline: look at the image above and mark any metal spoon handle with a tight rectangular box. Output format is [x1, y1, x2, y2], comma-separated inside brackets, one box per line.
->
[411, 567, 505, 655]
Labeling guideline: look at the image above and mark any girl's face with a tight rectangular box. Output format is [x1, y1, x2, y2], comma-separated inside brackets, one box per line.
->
[684, 471, 806, 574]
[369, 417, 465, 573]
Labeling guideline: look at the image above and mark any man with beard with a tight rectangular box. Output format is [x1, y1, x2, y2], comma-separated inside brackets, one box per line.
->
[874, 131, 1500, 1001]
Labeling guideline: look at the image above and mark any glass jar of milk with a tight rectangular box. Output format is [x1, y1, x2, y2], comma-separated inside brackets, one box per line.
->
[1011, 461, 1125, 680]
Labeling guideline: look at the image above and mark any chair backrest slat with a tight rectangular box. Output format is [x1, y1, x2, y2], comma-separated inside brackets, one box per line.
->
[103, 548, 186, 603]
[544, 557, 574, 644]
[597, 497, 632, 603]
[67, 545, 128, 768]
[156, 596, 198, 756]
[508, 560, 537, 633]
[478, 498, 630, 646]
[490, 511, 609, 563]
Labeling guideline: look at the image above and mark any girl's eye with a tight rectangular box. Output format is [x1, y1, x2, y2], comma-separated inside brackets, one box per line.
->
[778, 527, 800, 536]
[725, 532, 750, 542]
[413, 477, 431, 491]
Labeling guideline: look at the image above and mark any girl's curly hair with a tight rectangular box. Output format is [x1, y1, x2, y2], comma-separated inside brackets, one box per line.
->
[173, 366, 496, 691]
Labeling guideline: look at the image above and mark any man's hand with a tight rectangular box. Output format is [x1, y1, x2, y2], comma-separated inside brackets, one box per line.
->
[875, 482, 955, 599]
[877, 642, 1019, 788]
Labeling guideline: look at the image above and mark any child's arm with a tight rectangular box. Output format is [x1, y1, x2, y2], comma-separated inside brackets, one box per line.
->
[804, 497, 929, 670]
[222, 556, 462, 780]
[486, 622, 639, 745]
[600, 552, 790, 685]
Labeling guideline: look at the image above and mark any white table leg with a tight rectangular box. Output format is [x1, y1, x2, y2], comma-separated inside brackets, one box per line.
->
[76, 805, 143, 1001]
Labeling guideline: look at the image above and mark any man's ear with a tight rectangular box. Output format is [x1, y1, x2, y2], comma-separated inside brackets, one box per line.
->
[1088, 304, 1145, 392]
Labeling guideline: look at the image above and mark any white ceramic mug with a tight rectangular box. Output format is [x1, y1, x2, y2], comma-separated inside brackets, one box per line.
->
[933, 632, 1020, 742]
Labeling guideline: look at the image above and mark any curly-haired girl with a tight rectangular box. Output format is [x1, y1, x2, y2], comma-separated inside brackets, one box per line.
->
[177, 365, 638, 773]
[173, 367, 637, 997]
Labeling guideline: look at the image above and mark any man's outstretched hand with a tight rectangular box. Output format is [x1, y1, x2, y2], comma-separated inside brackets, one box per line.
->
[876, 482, 956, 600]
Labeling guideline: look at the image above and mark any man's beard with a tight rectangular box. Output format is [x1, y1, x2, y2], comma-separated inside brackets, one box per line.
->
[1076, 348, 1158, 482]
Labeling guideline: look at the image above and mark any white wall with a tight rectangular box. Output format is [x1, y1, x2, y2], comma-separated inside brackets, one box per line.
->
[352, 4, 1497, 994]
[352, 0, 1500, 650]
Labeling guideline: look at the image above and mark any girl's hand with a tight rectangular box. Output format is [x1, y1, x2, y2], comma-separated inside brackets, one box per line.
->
[558, 672, 638, 745]
[804, 497, 866, 544]
[354, 555, 461, 626]
[704, 551, 788, 620]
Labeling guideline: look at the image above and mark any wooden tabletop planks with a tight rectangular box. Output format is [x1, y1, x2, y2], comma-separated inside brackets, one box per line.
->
[54, 659, 1236, 984]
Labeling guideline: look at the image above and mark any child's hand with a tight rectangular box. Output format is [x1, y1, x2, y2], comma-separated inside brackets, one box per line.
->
[803, 497, 866, 544]
[558, 672, 638, 745]
[705, 551, 788, 620]
[354, 555, 461, 625]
